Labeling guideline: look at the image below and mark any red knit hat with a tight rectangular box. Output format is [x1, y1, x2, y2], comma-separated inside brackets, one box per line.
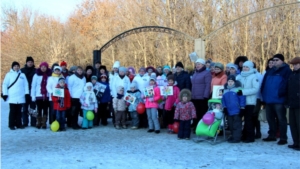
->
[60, 61, 67, 67]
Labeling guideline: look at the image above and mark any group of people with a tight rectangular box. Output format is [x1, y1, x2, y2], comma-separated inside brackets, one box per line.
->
[2, 54, 300, 150]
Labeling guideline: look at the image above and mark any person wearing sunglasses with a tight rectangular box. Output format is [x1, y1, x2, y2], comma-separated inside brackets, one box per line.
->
[261, 54, 292, 145]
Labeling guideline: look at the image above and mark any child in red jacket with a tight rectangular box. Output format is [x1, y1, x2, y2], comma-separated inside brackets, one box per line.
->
[51, 77, 71, 131]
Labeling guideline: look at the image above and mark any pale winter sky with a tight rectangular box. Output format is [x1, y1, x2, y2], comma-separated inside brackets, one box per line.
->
[1, 0, 83, 22]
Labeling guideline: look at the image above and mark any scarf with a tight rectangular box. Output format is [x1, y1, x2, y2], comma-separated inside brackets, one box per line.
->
[117, 93, 124, 99]
[75, 72, 84, 79]
[240, 69, 255, 77]
[119, 74, 125, 79]
[51, 73, 62, 77]
[41, 73, 48, 99]
[195, 66, 206, 73]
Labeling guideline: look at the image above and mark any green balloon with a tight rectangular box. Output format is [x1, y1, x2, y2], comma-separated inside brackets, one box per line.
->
[86, 111, 94, 120]
[51, 120, 60, 132]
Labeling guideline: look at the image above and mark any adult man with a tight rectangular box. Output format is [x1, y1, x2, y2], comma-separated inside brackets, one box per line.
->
[286, 57, 300, 151]
[21, 56, 36, 127]
[94, 61, 101, 78]
[261, 54, 292, 145]
[174, 62, 191, 91]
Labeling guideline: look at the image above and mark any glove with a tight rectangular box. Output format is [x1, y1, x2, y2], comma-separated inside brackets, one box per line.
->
[2, 95, 8, 101]
[25, 94, 31, 102]
[237, 90, 243, 96]
[94, 109, 98, 113]
[223, 108, 228, 115]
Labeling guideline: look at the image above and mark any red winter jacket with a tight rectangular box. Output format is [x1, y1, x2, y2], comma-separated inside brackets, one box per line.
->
[51, 84, 71, 111]
[164, 85, 180, 111]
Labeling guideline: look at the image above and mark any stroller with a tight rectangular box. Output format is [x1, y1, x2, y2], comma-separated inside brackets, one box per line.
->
[193, 99, 227, 144]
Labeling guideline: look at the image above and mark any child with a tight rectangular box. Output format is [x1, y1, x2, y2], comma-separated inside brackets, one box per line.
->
[222, 75, 246, 143]
[126, 83, 143, 129]
[51, 77, 71, 131]
[113, 86, 127, 129]
[80, 82, 98, 129]
[174, 89, 197, 140]
[144, 73, 162, 133]
[164, 75, 180, 133]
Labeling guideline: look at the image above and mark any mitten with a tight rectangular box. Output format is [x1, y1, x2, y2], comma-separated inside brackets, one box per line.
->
[237, 90, 243, 96]
[2, 95, 8, 101]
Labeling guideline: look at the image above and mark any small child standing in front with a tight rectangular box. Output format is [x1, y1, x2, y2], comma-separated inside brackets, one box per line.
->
[80, 82, 98, 129]
[126, 83, 143, 129]
[51, 77, 71, 131]
[174, 89, 196, 139]
[222, 75, 246, 143]
[113, 86, 127, 129]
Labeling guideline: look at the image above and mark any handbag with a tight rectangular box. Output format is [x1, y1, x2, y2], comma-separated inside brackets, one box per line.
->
[1, 73, 21, 98]
[258, 108, 267, 122]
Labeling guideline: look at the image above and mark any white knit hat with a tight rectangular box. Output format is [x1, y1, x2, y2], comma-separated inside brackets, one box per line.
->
[53, 66, 62, 71]
[195, 58, 205, 65]
[113, 61, 120, 68]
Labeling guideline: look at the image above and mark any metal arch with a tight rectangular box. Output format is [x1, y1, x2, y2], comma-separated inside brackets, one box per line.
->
[99, 26, 195, 52]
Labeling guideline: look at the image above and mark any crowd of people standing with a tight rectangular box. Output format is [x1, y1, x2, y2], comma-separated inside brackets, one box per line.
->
[1, 54, 300, 151]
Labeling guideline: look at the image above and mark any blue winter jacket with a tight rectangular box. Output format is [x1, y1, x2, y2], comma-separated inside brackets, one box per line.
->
[126, 89, 143, 112]
[99, 82, 112, 103]
[261, 63, 292, 104]
[222, 82, 246, 116]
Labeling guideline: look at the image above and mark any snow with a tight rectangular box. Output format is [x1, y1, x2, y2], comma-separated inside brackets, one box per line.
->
[1, 100, 300, 169]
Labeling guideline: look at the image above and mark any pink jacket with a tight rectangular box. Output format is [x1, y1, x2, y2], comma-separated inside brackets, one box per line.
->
[164, 85, 180, 111]
[145, 86, 162, 108]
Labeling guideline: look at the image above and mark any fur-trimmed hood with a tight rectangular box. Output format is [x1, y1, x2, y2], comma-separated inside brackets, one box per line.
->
[179, 89, 192, 102]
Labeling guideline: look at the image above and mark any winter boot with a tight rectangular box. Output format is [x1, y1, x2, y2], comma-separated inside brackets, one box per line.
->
[36, 116, 42, 129]
[42, 116, 47, 129]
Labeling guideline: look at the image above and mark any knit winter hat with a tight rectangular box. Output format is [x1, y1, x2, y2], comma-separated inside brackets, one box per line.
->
[289, 57, 300, 65]
[113, 61, 120, 68]
[227, 75, 236, 83]
[39, 62, 49, 68]
[273, 54, 284, 62]
[91, 75, 98, 81]
[119, 67, 127, 73]
[53, 66, 62, 71]
[243, 61, 254, 69]
[214, 62, 224, 71]
[128, 66, 135, 74]
[60, 61, 67, 67]
[195, 58, 205, 65]
[26, 56, 34, 63]
[69, 66, 78, 72]
[163, 65, 171, 71]
[150, 73, 157, 81]
[11, 61, 20, 68]
[175, 62, 184, 69]
[84, 82, 93, 91]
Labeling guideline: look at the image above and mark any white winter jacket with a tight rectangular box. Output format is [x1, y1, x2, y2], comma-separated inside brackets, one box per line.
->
[31, 74, 49, 101]
[132, 74, 150, 93]
[46, 75, 62, 101]
[68, 74, 86, 99]
[2, 69, 29, 104]
[236, 71, 260, 105]
[111, 75, 130, 98]
[109, 72, 118, 96]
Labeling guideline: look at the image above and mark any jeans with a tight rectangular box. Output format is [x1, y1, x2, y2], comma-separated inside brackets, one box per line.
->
[22, 98, 36, 126]
[266, 104, 287, 140]
[130, 111, 139, 127]
[146, 108, 160, 130]
[178, 120, 191, 139]
[56, 110, 66, 130]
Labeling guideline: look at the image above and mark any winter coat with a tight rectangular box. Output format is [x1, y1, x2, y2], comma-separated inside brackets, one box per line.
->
[164, 85, 180, 111]
[80, 91, 98, 110]
[236, 70, 260, 105]
[254, 70, 263, 100]
[174, 71, 191, 90]
[174, 102, 197, 121]
[127, 90, 143, 112]
[222, 83, 246, 116]
[109, 72, 118, 95]
[261, 63, 292, 104]
[2, 69, 29, 104]
[46, 74, 64, 101]
[191, 68, 212, 99]
[21, 65, 36, 91]
[68, 74, 86, 99]
[145, 86, 162, 109]
[132, 74, 150, 93]
[286, 69, 300, 109]
[113, 97, 126, 111]
[211, 71, 227, 92]
[51, 84, 71, 111]
[31, 68, 52, 101]
[111, 75, 131, 98]
[93, 81, 111, 103]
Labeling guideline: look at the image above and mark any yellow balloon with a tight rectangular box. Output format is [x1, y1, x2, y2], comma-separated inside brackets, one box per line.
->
[51, 120, 60, 132]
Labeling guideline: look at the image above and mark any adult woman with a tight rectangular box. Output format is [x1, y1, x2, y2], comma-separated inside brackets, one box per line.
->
[236, 61, 260, 143]
[234, 56, 248, 72]
[211, 62, 227, 93]
[31, 62, 52, 129]
[191, 58, 212, 130]
[2, 61, 29, 130]
[263, 58, 274, 75]
[85, 66, 94, 83]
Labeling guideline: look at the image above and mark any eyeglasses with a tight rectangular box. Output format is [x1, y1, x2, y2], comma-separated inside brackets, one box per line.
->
[273, 59, 280, 61]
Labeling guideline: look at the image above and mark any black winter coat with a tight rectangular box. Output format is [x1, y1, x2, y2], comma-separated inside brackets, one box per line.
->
[174, 71, 191, 91]
[287, 69, 300, 109]
[21, 65, 36, 90]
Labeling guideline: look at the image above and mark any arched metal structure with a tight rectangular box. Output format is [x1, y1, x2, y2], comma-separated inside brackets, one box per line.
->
[93, 26, 195, 65]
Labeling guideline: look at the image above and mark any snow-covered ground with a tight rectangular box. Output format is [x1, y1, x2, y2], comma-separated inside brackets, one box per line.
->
[1, 100, 300, 169]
